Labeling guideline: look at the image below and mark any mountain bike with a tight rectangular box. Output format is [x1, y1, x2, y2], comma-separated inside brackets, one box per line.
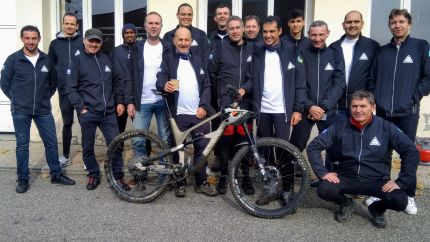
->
[104, 86, 309, 218]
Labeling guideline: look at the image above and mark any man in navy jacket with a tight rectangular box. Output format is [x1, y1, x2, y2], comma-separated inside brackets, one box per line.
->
[1, 25, 75, 193]
[67, 28, 125, 191]
[368, 9, 430, 215]
[48, 12, 83, 166]
[307, 90, 419, 228]
[156, 27, 215, 197]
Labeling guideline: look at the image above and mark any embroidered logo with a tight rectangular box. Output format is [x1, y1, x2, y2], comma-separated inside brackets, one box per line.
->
[191, 40, 198, 46]
[209, 54, 213, 60]
[287, 61, 295, 70]
[369, 137, 381, 146]
[324, 63, 333, 71]
[105, 66, 111, 72]
[41, 65, 48, 72]
[297, 55, 303, 64]
[403, 55, 413, 63]
[74, 49, 80, 56]
[200, 68, 205, 74]
[359, 53, 368, 60]
[246, 55, 252, 62]
[66, 69, 71, 75]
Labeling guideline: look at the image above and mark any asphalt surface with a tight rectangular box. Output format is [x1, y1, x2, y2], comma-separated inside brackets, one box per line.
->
[0, 171, 429, 242]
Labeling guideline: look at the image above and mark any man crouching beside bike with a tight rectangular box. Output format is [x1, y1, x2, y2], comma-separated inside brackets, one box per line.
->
[156, 27, 217, 197]
[306, 90, 419, 228]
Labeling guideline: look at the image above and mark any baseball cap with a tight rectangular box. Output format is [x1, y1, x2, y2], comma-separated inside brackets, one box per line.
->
[84, 28, 103, 41]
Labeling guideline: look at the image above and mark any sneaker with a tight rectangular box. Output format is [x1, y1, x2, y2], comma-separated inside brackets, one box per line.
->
[16, 180, 29, 193]
[335, 198, 356, 223]
[59, 155, 71, 167]
[86, 177, 101, 190]
[255, 189, 278, 206]
[368, 204, 387, 228]
[115, 178, 131, 191]
[175, 185, 186, 197]
[216, 176, 227, 194]
[364, 196, 381, 206]
[51, 174, 76, 185]
[241, 176, 255, 195]
[198, 182, 218, 196]
[404, 196, 417, 215]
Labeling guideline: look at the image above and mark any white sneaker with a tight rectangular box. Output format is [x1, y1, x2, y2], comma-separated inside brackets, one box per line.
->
[59, 155, 71, 167]
[364, 196, 381, 206]
[404, 196, 417, 215]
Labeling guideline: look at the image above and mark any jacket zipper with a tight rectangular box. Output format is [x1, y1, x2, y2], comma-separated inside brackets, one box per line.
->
[357, 125, 368, 179]
[33, 69, 37, 115]
[317, 50, 320, 106]
[279, 52, 288, 123]
[391, 45, 400, 115]
[238, 45, 243, 88]
[94, 55, 106, 116]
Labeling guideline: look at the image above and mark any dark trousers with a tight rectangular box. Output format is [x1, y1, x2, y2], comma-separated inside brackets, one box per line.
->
[377, 112, 419, 197]
[78, 112, 123, 178]
[318, 176, 408, 214]
[59, 94, 75, 157]
[176, 114, 210, 186]
[218, 125, 250, 177]
[116, 111, 128, 133]
[258, 113, 294, 190]
[290, 115, 336, 171]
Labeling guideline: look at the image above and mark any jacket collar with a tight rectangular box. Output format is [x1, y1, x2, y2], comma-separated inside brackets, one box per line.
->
[390, 34, 411, 47]
[350, 115, 373, 131]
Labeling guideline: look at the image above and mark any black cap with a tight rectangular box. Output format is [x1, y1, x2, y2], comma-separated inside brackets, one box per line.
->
[84, 28, 103, 41]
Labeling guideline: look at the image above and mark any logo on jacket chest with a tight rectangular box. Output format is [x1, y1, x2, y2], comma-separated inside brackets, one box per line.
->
[403, 55, 414, 64]
[359, 53, 368, 61]
[324, 63, 333, 71]
[105, 65, 111, 72]
[75, 50, 81, 56]
[191, 40, 198, 46]
[287, 62, 295, 70]
[41, 65, 48, 72]
[369, 136, 381, 146]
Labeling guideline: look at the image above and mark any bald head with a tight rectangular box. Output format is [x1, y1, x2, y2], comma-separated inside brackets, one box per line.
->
[342, 10, 364, 39]
[174, 27, 192, 54]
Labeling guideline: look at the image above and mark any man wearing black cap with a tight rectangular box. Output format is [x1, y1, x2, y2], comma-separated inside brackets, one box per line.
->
[66, 28, 127, 190]
[111, 23, 137, 133]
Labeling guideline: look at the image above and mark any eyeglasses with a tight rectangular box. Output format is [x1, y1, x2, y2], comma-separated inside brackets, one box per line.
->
[87, 38, 102, 44]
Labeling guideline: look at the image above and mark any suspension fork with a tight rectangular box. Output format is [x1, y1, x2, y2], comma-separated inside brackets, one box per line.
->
[242, 121, 267, 180]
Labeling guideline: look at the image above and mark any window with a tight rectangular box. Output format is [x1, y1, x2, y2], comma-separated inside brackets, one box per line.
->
[274, 0, 305, 36]
[123, 0, 147, 40]
[410, 0, 430, 41]
[242, 0, 267, 24]
[92, 0, 114, 53]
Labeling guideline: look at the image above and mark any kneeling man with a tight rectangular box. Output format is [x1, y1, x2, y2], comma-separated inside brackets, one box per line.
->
[306, 90, 419, 228]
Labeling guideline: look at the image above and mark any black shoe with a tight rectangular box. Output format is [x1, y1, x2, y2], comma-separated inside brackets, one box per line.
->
[216, 177, 227, 194]
[86, 177, 101, 190]
[175, 185, 186, 197]
[115, 178, 131, 191]
[16, 180, 29, 193]
[51, 174, 76, 185]
[335, 198, 356, 223]
[241, 176, 255, 195]
[368, 204, 387, 228]
[309, 179, 321, 187]
[256, 189, 278, 206]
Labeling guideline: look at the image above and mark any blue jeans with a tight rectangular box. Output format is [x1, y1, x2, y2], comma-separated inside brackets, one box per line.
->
[133, 100, 172, 156]
[12, 112, 62, 181]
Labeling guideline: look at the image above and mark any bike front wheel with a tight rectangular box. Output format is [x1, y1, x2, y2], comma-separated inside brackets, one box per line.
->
[105, 129, 173, 203]
[229, 137, 309, 218]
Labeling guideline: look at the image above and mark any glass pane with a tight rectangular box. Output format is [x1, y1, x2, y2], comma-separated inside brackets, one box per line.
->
[207, 0, 232, 35]
[92, 0, 115, 53]
[274, 0, 305, 37]
[242, 0, 267, 24]
[410, 0, 430, 41]
[63, 0, 83, 36]
[370, 0, 401, 45]
[123, 0, 147, 40]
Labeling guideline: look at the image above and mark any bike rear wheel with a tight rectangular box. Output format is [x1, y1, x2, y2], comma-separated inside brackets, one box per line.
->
[229, 137, 309, 218]
[105, 129, 173, 203]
